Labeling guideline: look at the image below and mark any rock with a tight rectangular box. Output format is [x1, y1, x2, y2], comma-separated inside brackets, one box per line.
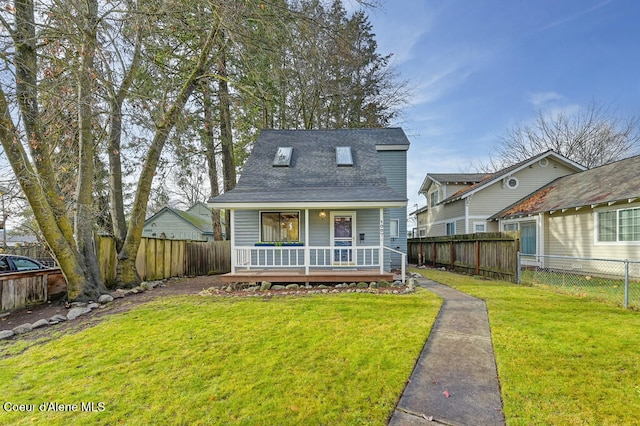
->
[87, 303, 100, 310]
[67, 307, 91, 321]
[246, 286, 259, 292]
[70, 302, 88, 308]
[99, 294, 114, 304]
[0, 330, 15, 340]
[32, 319, 49, 329]
[49, 314, 67, 323]
[260, 281, 272, 291]
[112, 290, 126, 299]
[140, 282, 153, 291]
[272, 285, 285, 290]
[357, 282, 369, 289]
[408, 279, 415, 290]
[393, 280, 403, 287]
[317, 284, 328, 289]
[12, 323, 33, 334]
[285, 284, 299, 290]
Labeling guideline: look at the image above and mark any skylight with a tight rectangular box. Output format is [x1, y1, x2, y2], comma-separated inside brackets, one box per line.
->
[336, 146, 353, 166]
[273, 147, 293, 167]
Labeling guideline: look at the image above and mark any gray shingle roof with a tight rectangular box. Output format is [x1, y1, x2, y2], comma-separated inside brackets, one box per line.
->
[492, 154, 640, 219]
[442, 150, 585, 204]
[209, 128, 409, 205]
[428, 173, 490, 184]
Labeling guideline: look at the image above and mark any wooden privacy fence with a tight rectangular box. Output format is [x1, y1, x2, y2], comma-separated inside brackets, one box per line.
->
[408, 232, 520, 282]
[98, 237, 231, 288]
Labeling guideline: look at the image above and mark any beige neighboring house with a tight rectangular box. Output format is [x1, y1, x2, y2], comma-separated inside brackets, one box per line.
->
[416, 150, 586, 246]
[491, 154, 640, 261]
[142, 202, 223, 241]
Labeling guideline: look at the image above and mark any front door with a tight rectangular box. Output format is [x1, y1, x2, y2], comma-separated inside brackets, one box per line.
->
[331, 212, 355, 265]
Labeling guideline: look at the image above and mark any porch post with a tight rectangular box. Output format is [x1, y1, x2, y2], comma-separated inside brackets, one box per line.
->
[230, 209, 236, 274]
[305, 209, 310, 275]
[379, 208, 384, 274]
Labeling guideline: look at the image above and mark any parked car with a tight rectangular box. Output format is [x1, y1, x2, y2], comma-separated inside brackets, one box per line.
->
[0, 254, 50, 273]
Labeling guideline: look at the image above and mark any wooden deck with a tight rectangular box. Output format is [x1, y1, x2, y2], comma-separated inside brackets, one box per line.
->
[221, 268, 394, 283]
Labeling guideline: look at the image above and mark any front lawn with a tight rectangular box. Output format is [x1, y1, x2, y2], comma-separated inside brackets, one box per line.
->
[0, 291, 441, 425]
[413, 268, 640, 425]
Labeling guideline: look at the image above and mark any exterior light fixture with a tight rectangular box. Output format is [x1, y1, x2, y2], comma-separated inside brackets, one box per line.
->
[319, 210, 327, 220]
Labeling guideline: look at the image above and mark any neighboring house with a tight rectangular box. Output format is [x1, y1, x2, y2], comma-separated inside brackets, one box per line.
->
[208, 128, 409, 283]
[416, 150, 586, 238]
[142, 202, 223, 241]
[491, 154, 640, 261]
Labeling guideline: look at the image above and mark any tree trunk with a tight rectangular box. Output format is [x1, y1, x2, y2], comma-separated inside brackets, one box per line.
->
[201, 79, 224, 241]
[115, 26, 220, 287]
[108, 33, 142, 252]
[74, 0, 107, 298]
[218, 32, 235, 240]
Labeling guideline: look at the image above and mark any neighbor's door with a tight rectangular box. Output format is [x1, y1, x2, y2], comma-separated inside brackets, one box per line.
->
[331, 212, 355, 265]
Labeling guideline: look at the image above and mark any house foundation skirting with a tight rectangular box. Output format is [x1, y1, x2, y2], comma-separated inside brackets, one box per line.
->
[220, 268, 394, 284]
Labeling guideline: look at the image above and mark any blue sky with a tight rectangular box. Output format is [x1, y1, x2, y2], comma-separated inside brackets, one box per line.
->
[359, 0, 640, 211]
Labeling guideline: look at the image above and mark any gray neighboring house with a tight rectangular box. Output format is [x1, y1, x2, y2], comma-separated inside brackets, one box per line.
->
[208, 128, 409, 283]
[491, 154, 640, 262]
[142, 202, 222, 241]
[416, 150, 586, 239]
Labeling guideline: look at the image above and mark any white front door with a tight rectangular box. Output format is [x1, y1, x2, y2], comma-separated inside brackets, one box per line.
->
[331, 212, 356, 265]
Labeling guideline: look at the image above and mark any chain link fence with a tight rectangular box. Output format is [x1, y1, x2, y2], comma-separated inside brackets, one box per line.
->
[518, 254, 640, 309]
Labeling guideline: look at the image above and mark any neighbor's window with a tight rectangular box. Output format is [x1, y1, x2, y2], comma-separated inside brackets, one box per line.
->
[261, 211, 299, 242]
[474, 222, 486, 233]
[599, 208, 640, 242]
[446, 222, 456, 235]
[503, 223, 518, 231]
[429, 191, 439, 207]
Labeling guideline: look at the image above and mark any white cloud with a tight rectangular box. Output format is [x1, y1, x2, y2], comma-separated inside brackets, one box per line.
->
[527, 91, 564, 108]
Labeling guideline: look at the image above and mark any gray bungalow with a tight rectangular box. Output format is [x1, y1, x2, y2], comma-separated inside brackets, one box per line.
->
[208, 128, 409, 283]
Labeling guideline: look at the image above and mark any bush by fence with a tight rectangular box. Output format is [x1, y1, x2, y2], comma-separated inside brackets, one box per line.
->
[408, 232, 520, 282]
[519, 254, 640, 309]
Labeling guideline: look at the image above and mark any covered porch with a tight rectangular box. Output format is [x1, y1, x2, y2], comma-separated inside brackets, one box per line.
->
[222, 208, 406, 284]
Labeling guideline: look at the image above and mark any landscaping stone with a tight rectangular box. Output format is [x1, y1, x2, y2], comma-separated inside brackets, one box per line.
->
[393, 280, 403, 287]
[88, 303, 100, 310]
[12, 323, 33, 334]
[70, 301, 88, 308]
[260, 281, 272, 291]
[67, 307, 91, 321]
[112, 290, 126, 299]
[272, 285, 285, 290]
[285, 284, 299, 290]
[49, 314, 67, 324]
[32, 319, 49, 329]
[99, 294, 114, 304]
[0, 330, 15, 340]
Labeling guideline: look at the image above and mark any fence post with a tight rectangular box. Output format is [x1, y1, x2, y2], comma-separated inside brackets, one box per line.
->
[624, 260, 629, 309]
[516, 252, 521, 284]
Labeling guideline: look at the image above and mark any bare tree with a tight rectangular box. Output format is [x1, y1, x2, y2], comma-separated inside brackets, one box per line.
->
[480, 101, 640, 171]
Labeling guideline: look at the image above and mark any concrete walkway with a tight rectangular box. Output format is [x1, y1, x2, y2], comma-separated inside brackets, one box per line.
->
[389, 278, 505, 426]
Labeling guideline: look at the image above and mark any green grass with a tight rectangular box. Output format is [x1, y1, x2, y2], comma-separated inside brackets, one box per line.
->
[0, 291, 441, 425]
[413, 268, 640, 425]
[521, 269, 640, 309]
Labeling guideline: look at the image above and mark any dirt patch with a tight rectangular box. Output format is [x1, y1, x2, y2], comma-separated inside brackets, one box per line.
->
[0, 275, 225, 343]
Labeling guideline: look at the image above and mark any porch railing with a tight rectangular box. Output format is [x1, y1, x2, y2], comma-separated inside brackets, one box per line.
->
[232, 245, 406, 283]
